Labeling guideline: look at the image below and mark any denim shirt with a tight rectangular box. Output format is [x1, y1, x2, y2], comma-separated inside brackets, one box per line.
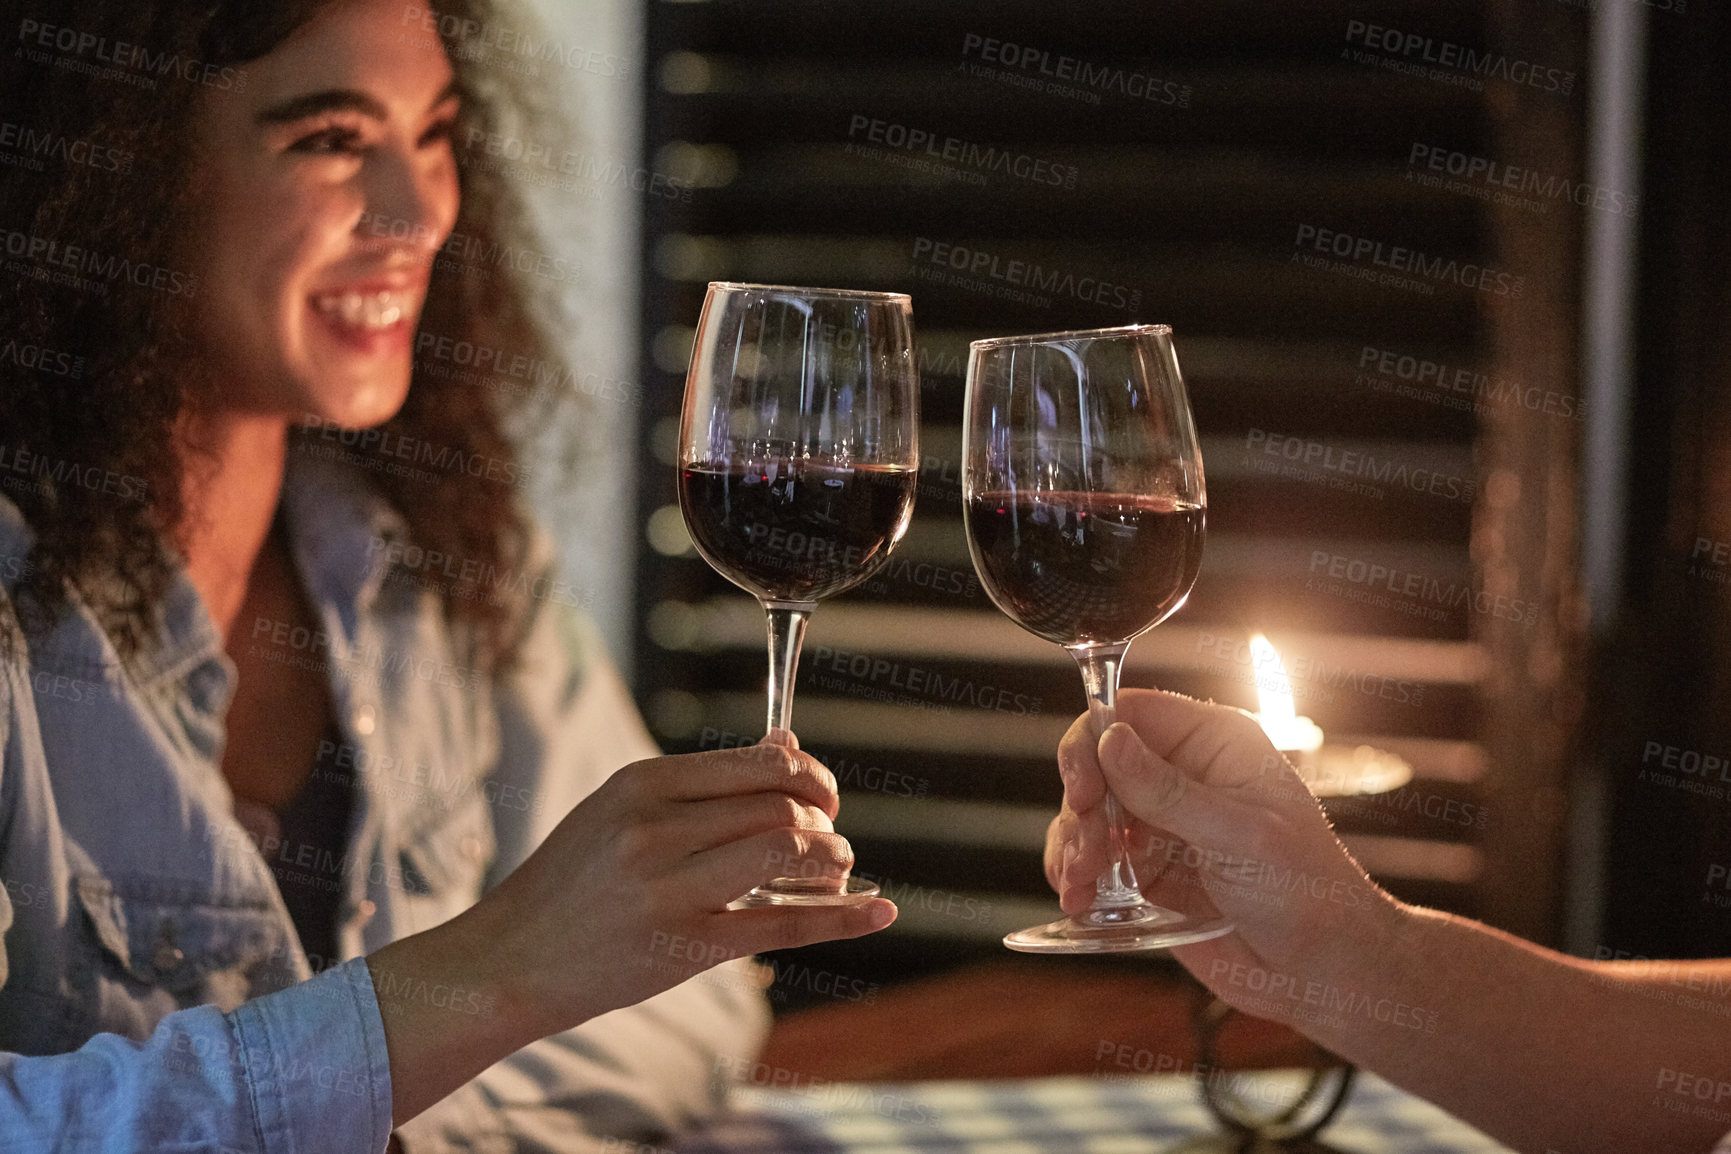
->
[0, 453, 769, 1153]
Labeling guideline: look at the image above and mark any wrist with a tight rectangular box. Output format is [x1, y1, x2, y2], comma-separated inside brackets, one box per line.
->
[364, 902, 548, 1123]
[1320, 885, 1411, 985]
[433, 894, 552, 1046]
[1304, 890, 1428, 1054]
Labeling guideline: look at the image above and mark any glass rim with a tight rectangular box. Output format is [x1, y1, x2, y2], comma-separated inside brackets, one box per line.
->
[970, 323, 1172, 350]
[707, 281, 912, 303]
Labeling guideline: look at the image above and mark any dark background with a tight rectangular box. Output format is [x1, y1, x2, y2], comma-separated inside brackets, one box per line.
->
[622, 0, 1730, 1005]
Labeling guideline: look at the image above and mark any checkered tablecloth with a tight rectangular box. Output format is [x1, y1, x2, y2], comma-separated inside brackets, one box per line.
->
[672, 1071, 1516, 1153]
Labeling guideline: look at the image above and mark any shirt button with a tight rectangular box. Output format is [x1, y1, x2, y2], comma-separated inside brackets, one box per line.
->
[460, 836, 484, 862]
[356, 899, 378, 924]
[353, 704, 376, 735]
[153, 937, 185, 974]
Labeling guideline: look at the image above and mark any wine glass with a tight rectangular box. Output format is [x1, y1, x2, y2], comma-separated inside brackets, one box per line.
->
[677, 282, 919, 906]
[962, 323, 1232, 952]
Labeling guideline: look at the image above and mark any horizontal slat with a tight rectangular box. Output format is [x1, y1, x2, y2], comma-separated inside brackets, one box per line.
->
[854, 334, 1478, 391]
[841, 794, 1053, 851]
[702, 690, 1065, 757]
[1341, 834, 1483, 885]
[838, 796, 1482, 886]
[650, 522, 1471, 582]
[817, 333, 1476, 392]
[651, 240, 1481, 342]
[685, 692, 1485, 789]
[657, 60, 1482, 139]
[661, 1, 1484, 58]
[654, 233, 1498, 297]
[916, 428, 1474, 485]
[917, 429, 1475, 475]
[653, 599, 1490, 684]
[1326, 735, 1486, 784]
[1198, 435, 1475, 482]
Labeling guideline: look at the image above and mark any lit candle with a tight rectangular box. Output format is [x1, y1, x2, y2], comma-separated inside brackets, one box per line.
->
[1250, 634, 1324, 753]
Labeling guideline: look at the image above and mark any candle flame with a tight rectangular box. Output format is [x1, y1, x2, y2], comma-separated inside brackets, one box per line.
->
[1251, 633, 1297, 722]
[1250, 634, 1324, 753]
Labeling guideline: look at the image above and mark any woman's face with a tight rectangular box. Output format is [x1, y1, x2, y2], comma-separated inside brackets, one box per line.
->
[187, 0, 460, 428]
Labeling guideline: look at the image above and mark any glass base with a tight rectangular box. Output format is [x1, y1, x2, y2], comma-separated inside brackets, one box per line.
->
[730, 875, 881, 908]
[1005, 902, 1234, 954]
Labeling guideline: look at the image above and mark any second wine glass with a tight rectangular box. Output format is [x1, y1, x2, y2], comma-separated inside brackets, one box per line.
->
[962, 323, 1232, 952]
[677, 282, 919, 906]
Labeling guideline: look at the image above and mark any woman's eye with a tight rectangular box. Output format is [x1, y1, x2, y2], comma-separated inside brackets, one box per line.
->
[420, 119, 456, 148]
[290, 127, 365, 155]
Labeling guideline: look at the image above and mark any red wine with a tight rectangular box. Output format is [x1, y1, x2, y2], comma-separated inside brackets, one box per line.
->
[680, 460, 916, 602]
[965, 491, 1204, 646]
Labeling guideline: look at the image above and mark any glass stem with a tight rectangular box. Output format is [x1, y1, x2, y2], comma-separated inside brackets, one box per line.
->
[1071, 643, 1146, 910]
[763, 601, 814, 734]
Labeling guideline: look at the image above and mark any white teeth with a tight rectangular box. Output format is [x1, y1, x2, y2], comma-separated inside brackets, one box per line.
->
[312, 289, 406, 330]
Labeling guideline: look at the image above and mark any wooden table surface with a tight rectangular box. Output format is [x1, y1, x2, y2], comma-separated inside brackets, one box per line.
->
[761, 959, 1326, 1082]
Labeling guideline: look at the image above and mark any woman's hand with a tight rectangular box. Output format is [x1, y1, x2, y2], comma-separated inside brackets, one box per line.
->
[369, 731, 894, 1122]
[1045, 690, 1403, 1007]
[467, 729, 894, 1036]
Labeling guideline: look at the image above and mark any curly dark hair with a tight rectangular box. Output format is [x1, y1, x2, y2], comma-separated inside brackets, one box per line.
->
[0, 0, 578, 670]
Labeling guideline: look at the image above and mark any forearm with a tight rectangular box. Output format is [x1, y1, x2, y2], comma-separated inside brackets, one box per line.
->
[365, 900, 548, 1125]
[1310, 904, 1731, 1154]
[1061, 698, 1731, 1152]
[395, 959, 772, 1153]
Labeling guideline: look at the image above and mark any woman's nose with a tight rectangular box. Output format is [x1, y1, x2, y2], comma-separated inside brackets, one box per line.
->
[359, 142, 458, 255]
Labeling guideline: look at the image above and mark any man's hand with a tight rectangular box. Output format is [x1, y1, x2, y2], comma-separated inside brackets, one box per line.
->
[1045, 690, 1401, 1001]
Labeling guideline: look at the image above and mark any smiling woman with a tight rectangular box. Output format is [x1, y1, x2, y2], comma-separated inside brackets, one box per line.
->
[189, 7, 465, 429]
[1, 0, 539, 667]
[0, 1, 896, 1151]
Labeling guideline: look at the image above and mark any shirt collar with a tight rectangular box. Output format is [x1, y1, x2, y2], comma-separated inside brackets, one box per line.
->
[0, 487, 214, 693]
[277, 448, 411, 639]
[129, 450, 408, 693]
[0, 451, 411, 694]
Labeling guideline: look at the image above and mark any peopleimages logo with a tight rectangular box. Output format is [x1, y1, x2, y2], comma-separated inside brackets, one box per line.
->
[0, 446, 147, 502]
[845, 114, 1077, 189]
[1306, 549, 1538, 627]
[0, 228, 199, 298]
[910, 237, 1142, 312]
[1356, 345, 1585, 422]
[414, 331, 642, 407]
[806, 644, 1043, 717]
[1244, 427, 1476, 504]
[399, 6, 627, 78]
[1407, 143, 1638, 218]
[301, 415, 531, 486]
[1293, 223, 1525, 298]
[16, 19, 247, 91]
[0, 337, 83, 379]
[462, 130, 692, 203]
[0, 121, 133, 174]
[959, 33, 1191, 108]
[1342, 20, 1575, 96]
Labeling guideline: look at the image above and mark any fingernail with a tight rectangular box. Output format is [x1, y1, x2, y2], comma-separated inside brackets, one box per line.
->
[761, 728, 790, 747]
[1100, 723, 1145, 775]
[868, 902, 896, 929]
[1097, 723, 1124, 772]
